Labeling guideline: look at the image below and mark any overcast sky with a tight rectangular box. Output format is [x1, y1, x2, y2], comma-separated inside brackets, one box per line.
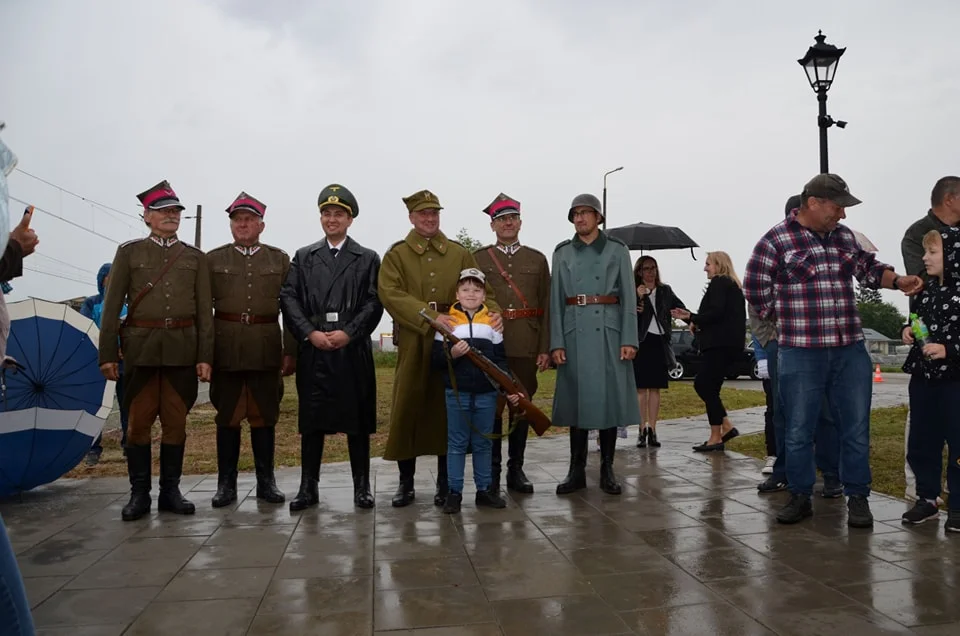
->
[3, 0, 958, 337]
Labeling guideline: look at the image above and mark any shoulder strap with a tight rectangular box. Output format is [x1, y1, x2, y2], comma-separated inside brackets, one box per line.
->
[124, 243, 187, 323]
[485, 247, 529, 309]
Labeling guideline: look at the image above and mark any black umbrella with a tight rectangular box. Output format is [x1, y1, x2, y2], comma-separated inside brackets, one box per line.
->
[606, 222, 699, 258]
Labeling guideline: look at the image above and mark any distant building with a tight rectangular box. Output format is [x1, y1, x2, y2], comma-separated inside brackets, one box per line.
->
[862, 328, 901, 355]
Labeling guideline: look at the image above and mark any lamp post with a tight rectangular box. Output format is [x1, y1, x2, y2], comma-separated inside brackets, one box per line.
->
[602, 166, 623, 230]
[797, 30, 846, 174]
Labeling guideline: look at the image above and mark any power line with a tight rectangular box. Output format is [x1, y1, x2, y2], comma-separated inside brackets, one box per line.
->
[9, 195, 130, 245]
[23, 266, 95, 287]
[14, 168, 143, 222]
[32, 253, 99, 276]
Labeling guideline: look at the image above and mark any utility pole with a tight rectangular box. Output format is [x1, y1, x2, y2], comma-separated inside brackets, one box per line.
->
[194, 204, 202, 248]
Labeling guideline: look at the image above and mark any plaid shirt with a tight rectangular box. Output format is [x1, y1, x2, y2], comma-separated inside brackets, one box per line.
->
[743, 214, 892, 349]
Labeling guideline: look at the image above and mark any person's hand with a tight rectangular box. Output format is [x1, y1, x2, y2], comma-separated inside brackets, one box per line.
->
[197, 363, 212, 382]
[100, 362, 119, 381]
[10, 208, 39, 257]
[489, 312, 503, 333]
[922, 343, 946, 360]
[672, 308, 691, 320]
[506, 393, 522, 406]
[450, 340, 470, 358]
[552, 349, 566, 365]
[535, 353, 551, 372]
[309, 330, 332, 350]
[688, 322, 696, 336]
[434, 314, 457, 333]
[636, 300, 645, 313]
[896, 275, 924, 296]
[620, 346, 637, 361]
[902, 326, 914, 345]
[637, 285, 650, 297]
[326, 330, 350, 350]
[281, 355, 296, 376]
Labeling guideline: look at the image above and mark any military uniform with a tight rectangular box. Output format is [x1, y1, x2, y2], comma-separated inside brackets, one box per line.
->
[99, 180, 213, 521]
[207, 192, 290, 508]
[378, 189, 500, 507]
[473, 192, 550, 494]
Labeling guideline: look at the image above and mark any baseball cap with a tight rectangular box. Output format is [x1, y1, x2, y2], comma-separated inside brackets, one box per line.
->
[458, 268, 486, 284]
[801, 174, 862, 207]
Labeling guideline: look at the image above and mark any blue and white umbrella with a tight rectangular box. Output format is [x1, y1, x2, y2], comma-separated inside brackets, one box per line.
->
[0, 298, 115, 497]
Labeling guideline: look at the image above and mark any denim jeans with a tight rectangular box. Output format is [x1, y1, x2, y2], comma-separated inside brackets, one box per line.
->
[907, 376, 960, 509]
[91, 367, 128, 454]
[779, 342, 872, 497]
[445, 389, 497, 493]
[0, 514, 34, 635]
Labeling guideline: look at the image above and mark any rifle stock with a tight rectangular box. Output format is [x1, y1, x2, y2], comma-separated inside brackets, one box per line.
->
[419, 309, 552, 436]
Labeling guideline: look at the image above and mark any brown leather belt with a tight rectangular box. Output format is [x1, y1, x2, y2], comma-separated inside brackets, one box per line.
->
[215, 311, 278, 325]
[565, 295, 619, 306]
[124, 317, 195, 329]
[427, 302, 452, 312]
[503, 308, 544, 320]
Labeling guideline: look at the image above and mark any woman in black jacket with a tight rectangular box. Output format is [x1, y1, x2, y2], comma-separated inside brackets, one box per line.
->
[673, 251, 746, 452]
[633, 256, 686, 448]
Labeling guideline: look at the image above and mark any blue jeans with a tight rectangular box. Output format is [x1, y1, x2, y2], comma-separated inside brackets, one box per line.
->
[779, 342, 872, 497]
[91, 368, 128, 454]
[445, 389, 497, 493]
[767, 340, 840, 484]
[0, 514, 34, 635]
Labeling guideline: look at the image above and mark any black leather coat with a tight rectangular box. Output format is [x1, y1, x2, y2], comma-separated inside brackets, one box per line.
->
[280, 236, 383, 435]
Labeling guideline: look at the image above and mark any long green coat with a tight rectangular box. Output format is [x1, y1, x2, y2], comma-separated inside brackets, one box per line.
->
[378, 229, 500, 460]
[549, 232, 640, 430]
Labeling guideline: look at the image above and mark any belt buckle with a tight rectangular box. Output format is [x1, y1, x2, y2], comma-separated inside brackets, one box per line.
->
[324, 312, 339, 322]
[576, 294, 587, 306]
[164, 317, 173, 329]
[428, 302, 438, 311]
[240, 312, 251, 325]
[504, 309, 516, 319]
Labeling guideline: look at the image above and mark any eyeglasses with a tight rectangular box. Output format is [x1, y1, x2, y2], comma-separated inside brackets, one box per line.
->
[641, 266, 657, 272]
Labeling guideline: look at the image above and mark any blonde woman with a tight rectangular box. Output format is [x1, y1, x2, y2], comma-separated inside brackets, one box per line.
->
[672, 251, 746, 452]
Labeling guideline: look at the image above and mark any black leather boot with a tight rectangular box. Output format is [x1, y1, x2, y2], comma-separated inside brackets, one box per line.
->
[251, 426, 285, 503]
[391, 458, 416, 507]
[211, 427, 240, 508]
[157, 444, 196, 515]
[434, 455, 448, 506]
[598, 428, 622, 495]
[289, 433, 322, 512]
[506, 419, 534, 493]
[348, 434, 374, 509]
[121, 444, 152, 521]
[490, 417, 504, 493]
[556, 427, 588, 495]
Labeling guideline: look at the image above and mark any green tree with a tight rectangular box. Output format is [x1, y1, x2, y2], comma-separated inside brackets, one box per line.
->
[858, 300, 906, 339]
[456, 227, 485, 252]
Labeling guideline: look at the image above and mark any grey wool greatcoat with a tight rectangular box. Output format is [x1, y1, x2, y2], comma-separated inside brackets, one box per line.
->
[549, 232, 641, 430]
[280, 236, 383, 435]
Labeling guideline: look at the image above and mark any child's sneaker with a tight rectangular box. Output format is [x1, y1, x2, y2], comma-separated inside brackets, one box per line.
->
[475, 489, 506, 509]
[946, 510, 960, 533]
[442, 492, 462, 514]
[902, 500, 939, 525]
[762, 456, 776, 475]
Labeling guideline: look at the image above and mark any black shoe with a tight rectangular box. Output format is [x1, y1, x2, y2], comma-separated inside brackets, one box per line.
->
[776, 493, 813, 524]
[251, 427, 285, 504]
[84, 450, 102, 466]
[847, 494, 874, 528]
[648, 429, 661, 448]
[289, 478, 319, 512]
[289, 432, 323, 512]
[157, 444, 195, 515]
[392, 458, 416, 508]
[721, 427, 740, 443]
[757, 476, 788, 494]
[692, 441, 725, 453]
[346, 434, 374, 508]
[506, 466, 534, 494]
[212, 427, 240, 509]
[946, 510, 960, 533]
[475, 489, 506, 509]
[121, 444, 152, 522]
[819, 474, 843, 499]
[902, 500, 939, 525]
[636, 427, 648, 448]
[598, 428, 622, 495]
[442, 492, 463, 514]
[353, 474, 374, 509]
[556, 427, 588, 495]
[434, 456, 449, 507]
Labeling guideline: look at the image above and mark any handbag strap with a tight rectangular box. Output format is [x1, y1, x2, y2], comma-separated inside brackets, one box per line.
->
[486, 247, 529, 309]
[125, 242, 187, 322]
[644, 286, 667, 336]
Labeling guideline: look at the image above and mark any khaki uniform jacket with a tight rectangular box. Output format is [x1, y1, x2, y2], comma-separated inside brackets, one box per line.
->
[100, 235, 213, 367]
[207, 243, 291, 371]
[377, 229, 500, 460]
[473, 244, 550, 359]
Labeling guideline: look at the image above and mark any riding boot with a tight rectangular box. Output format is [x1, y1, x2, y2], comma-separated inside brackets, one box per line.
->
[211, 427, 241, 508]
[598, 428, 623, 495]
[157, 444, 196, 515]
[506, 419, 534, 493]
[434, 455, 449, 506]
[556, 427, 588, 495]
[121, 444, 152, 521]
[251, 426, 285, 503]
[490, 416, 504, 493]
[289, 432, 323, 512]
[347, 434, 374, 509]
[392, 458, 416, 507]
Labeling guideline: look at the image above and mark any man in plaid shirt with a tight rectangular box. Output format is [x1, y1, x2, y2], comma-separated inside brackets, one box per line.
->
[744, 174, 922, 527]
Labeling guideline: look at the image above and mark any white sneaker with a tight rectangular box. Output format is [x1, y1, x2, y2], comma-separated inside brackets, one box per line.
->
[762, 456, 776, 475]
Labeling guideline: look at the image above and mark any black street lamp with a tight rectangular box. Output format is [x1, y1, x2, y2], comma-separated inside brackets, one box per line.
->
[602, 166, 623, 230]
[798, 30, 847, 174]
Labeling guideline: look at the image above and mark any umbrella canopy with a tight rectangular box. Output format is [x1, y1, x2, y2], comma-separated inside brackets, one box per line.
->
[851, 228, 878, 253]
[0, 299, 114, 497]
[606, 222, 699, 255]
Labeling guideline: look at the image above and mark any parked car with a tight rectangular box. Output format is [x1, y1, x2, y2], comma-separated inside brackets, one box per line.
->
[668, 329, 759, 381]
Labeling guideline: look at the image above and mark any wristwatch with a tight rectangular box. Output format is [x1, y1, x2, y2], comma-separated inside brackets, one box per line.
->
[891, 274, 901, 290]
